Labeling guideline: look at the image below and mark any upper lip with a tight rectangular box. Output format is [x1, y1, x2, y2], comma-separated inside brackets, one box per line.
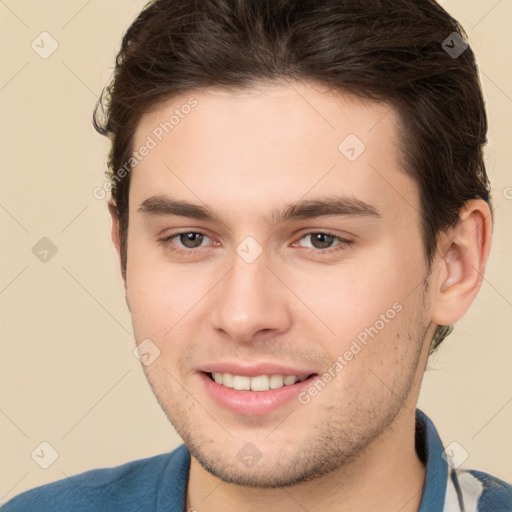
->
[200, 361, 317, 377]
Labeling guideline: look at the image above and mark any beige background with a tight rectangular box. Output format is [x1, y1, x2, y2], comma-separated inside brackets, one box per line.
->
[0, 0, 511, 503]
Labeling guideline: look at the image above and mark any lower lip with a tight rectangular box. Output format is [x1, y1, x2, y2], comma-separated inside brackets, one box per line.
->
[199, 372, 317, 416]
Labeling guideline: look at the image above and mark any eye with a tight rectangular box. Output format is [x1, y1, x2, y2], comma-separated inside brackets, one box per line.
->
[174, 232, 208, 249]
[294, 231, 353, 255]
[301, 232, 338, 250]
[157, 231, 213, 257]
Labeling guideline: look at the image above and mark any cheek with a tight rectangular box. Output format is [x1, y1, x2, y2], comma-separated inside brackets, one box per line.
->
[289, 257, 425, 395]
[311, 300, 424, 414]
[125, 243, 219, 344]
[285, 257, 405, 340]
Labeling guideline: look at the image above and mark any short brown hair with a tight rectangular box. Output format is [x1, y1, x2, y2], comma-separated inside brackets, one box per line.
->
[93, 0, 492, 354]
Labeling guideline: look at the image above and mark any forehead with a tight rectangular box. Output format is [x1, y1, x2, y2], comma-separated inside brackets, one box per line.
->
[130, 80, 417, 223]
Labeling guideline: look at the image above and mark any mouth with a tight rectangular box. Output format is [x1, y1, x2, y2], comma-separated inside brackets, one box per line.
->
[205, 371, 314, 391]
[199, 369, 319, 416]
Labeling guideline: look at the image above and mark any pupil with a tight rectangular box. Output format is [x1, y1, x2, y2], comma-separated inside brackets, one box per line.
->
[181, 233, 203, 248]
[313, 233, 333, 249]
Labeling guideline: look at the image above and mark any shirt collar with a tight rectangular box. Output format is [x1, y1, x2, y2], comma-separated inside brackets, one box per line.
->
[416, 408, 449, 511]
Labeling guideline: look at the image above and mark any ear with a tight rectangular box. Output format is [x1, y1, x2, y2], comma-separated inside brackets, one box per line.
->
[431, 199, 492, 326]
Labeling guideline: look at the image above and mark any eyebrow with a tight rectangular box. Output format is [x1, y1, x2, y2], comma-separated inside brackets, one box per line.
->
[137, 194, 381, 224]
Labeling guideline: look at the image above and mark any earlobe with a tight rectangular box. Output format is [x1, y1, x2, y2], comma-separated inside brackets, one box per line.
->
[431, 199, 492, 326]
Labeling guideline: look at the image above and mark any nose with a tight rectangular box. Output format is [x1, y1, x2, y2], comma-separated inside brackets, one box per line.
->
[210, 247, 292, 344]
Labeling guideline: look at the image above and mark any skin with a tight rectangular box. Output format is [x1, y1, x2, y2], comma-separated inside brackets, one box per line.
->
[110, 80, 492, 512]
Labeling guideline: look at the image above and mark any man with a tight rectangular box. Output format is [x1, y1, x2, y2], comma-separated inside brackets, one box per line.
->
[3, 0, 510, 511]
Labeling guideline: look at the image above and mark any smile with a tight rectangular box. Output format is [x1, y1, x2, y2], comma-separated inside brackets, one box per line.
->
[201, 370, 319, 415]
[208, 372, 311, 391]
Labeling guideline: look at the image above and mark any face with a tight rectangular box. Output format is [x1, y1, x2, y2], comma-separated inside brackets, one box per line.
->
[122, 80, 436, 487]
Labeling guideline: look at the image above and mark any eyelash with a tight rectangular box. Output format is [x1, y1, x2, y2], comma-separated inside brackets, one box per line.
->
[157, 230, 354, 258]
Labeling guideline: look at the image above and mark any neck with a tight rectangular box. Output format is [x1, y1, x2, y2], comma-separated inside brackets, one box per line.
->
[186, 406, 426, 512]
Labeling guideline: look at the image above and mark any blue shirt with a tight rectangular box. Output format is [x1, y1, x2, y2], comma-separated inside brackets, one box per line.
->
[2, 409, 510, 511]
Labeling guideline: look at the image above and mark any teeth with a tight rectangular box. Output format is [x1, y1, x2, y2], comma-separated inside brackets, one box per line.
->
[269, 375, 284, 389]
[211, 372, 309, 391]
[222, 373, 234, 388]
[283, 375, 297, 385]
[232, 375, 251, 390]
[250, 375, 269, 391]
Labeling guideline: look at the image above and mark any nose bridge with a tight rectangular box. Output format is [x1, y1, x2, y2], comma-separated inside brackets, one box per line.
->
[211, 241, 290, 341]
